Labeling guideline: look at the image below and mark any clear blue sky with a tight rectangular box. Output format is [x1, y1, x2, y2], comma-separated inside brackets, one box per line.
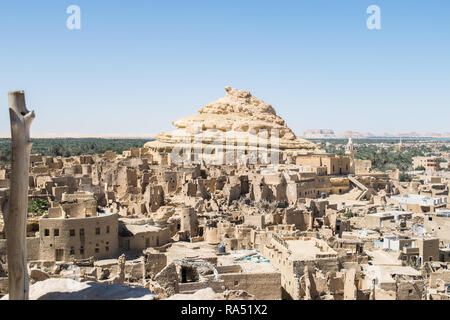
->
[0, 1, 449, 136]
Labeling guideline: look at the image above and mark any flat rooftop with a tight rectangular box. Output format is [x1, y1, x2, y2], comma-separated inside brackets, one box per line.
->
[366, 249, 402, 266]
[284, 238, 337, 261]
[123, 224, 162, 235]
[368, 211, 412, 218]
[166, 243, 278, 274]
[217, 250, 277, 273]
[42, 211, 116, 219]
[166, 242, 218, 264]
[362, 265, 422, 284]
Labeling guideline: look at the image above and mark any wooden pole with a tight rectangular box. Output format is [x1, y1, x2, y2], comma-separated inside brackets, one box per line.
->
[5, 91, 34, 300]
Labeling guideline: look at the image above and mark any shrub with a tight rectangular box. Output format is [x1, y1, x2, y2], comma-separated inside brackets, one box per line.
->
[343, 210, 354, 219]
[399, 172, 412, 182]
[28, 199, 49, 215]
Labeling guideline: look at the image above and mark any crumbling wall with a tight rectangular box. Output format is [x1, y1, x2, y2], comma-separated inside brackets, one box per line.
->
[220, 272, 281, 300]
[396, 280, 424, 300]
[145, 251, 167, 277]
[0, 236, 40, 262]
[153, 262, 179, 297]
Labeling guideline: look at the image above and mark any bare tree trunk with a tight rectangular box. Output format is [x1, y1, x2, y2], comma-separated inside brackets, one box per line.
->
[5, 91, 34, 300]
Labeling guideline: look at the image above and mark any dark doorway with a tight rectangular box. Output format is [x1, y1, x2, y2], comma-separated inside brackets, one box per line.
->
[55, 249, 64, 261]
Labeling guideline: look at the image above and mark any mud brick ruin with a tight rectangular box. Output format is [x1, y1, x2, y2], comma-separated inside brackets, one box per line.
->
[1, 87, 449, 300]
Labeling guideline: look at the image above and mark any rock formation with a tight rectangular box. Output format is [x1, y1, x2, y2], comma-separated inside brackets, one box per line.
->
[145, 87, 322, 165]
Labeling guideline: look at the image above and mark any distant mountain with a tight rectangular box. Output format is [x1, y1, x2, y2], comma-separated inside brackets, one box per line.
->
[300, 129, 450, 139]
[302, 129, 336, 138]
[340, 131, 365, 138]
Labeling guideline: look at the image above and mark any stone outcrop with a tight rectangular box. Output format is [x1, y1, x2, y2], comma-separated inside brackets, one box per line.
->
[30, 268, 50, 283]
[145, 87, 322, 164]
